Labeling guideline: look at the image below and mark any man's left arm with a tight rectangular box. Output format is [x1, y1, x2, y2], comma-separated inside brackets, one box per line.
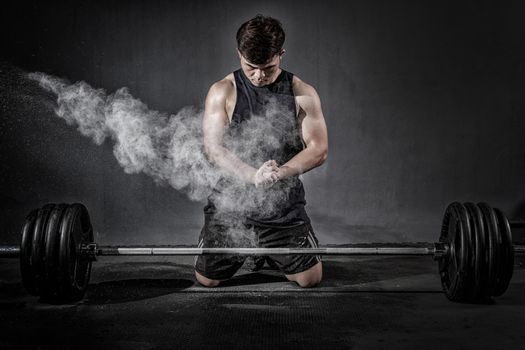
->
[277, 78, 328, 179]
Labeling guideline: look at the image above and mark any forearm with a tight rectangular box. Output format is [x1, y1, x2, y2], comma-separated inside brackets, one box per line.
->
[278, 146, 327, 179]
[206, 145, 257, 184]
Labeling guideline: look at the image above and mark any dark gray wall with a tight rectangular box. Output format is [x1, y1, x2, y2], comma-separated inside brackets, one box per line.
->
[1, 0, 525, 245]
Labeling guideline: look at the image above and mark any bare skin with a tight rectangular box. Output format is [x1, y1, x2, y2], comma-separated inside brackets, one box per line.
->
[197, 50, 328, 288]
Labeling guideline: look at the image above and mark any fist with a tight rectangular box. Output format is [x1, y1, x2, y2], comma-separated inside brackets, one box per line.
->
[253, 160, 279, 188]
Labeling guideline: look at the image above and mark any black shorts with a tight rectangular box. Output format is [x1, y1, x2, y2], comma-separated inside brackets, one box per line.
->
[194, 218, 321, 280]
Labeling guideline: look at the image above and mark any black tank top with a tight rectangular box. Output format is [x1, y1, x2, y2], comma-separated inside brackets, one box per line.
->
[204, 69, 310, 227]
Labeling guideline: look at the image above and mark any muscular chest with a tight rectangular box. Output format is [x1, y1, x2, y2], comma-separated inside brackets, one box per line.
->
[225, 88, 302, 124]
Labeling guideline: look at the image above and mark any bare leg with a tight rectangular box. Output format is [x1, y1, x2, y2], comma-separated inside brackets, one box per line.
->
[195, 270, 222, 287]
[286, 261, 322, 288]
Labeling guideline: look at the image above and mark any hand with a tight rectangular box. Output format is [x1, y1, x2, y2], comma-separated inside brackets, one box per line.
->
[253, 160, 279, 188]
[275, 165, 291, 180]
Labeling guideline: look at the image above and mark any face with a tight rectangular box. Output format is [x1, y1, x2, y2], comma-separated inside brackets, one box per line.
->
[238, 50, 284, 87]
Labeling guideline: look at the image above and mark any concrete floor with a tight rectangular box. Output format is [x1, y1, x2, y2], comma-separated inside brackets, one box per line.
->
[1, 254, 525, 349]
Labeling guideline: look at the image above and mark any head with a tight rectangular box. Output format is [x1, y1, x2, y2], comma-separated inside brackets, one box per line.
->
[236, 15, 286, 87]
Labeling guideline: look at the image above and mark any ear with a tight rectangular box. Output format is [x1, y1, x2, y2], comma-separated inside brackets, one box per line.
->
[279, 49, 286, 58]
[237, 49, 243, 60]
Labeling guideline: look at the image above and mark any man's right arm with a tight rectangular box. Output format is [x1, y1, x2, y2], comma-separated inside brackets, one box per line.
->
[202, 80, 277, 187]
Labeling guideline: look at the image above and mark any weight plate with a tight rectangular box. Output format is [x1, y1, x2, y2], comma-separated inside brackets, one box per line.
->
[493, 208, 514, 297]
[477, 202, 500, 297]
[464, 202, 489, 301]
[438, 203, 457, 298]
[455, 203, 473, 301]
[438, 202, 471, 302]
[490, 206, 506, 297]
[30, 204, 55, 295]
[40, 204, 68, 299]
[57, 203, 94, 301]
[20, 209, 38, 296]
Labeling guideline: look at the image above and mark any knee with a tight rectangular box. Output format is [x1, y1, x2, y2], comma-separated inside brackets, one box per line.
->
[195, 271, 221, 288]
[295, 274, 322, 288]
[293, 263, 323, 288]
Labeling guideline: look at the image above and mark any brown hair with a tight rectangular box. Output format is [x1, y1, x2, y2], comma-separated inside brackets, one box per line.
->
[236, 15, 285, 65]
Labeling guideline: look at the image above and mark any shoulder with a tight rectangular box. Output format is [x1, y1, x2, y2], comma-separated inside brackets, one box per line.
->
[292, 75, 322, 110]
[207, 73, 235, 100]
[205, 74, 236, 120]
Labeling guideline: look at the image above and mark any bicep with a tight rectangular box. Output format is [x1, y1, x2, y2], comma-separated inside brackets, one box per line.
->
[203, 85, 229, 153]
[298, 88, 328, 149]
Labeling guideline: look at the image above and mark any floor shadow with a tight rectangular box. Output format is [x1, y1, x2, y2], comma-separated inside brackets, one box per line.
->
[219, 272, 288, 287]
[0, 282, 27, 298]
[322, 258, 437, 286]
[83, 278, 194, 305]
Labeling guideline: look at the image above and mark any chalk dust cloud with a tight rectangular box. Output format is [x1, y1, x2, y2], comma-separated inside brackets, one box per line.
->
[28, 72, 297, 243]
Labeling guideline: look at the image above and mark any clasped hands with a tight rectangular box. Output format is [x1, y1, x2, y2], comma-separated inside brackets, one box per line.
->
[252, 160, 285, 189]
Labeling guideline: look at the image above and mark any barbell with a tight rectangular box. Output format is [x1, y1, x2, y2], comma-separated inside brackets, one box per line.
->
[0, 202, 524, 303]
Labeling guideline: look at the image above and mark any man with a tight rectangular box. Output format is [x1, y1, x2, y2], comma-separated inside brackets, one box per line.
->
[195, 15, 328, 288]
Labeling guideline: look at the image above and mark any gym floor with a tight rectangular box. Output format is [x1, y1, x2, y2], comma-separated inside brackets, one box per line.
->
[1, 253, 524, 349]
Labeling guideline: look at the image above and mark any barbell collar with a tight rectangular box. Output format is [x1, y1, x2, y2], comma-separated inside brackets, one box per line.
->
[0, 246, 20, 257]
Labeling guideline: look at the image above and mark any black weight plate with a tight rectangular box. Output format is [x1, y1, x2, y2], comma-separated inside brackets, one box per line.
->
[478, 202, 500, 297]
[20, 209, 38, 296]
[57, 203, 94, 301]
[476, 203, 493, 301]
[438, 202, 470, 301]
[490, 207, 506, 296]
[493, 208, 514, 297]
[40, 204, 68, 299]
[438, 203, 457, 298]
[455, 203, 473, 301]
[69, 203, 93, 293]
[438, 204, 454, 294]
[57, 204, 77, 300]
[30, 204, 55, 295]
[488, 205, 503, 296]
[464, 202, 489, 301]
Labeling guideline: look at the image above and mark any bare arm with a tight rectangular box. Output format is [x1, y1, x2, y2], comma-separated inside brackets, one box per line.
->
[277, 78, 328, 179]
[203, 80, 277, 186]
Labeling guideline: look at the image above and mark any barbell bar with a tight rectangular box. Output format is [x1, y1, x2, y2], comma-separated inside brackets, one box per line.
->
[1, 245, 438, 257]
[3, 244, 525, 257]
[0, 202, 524, 303]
